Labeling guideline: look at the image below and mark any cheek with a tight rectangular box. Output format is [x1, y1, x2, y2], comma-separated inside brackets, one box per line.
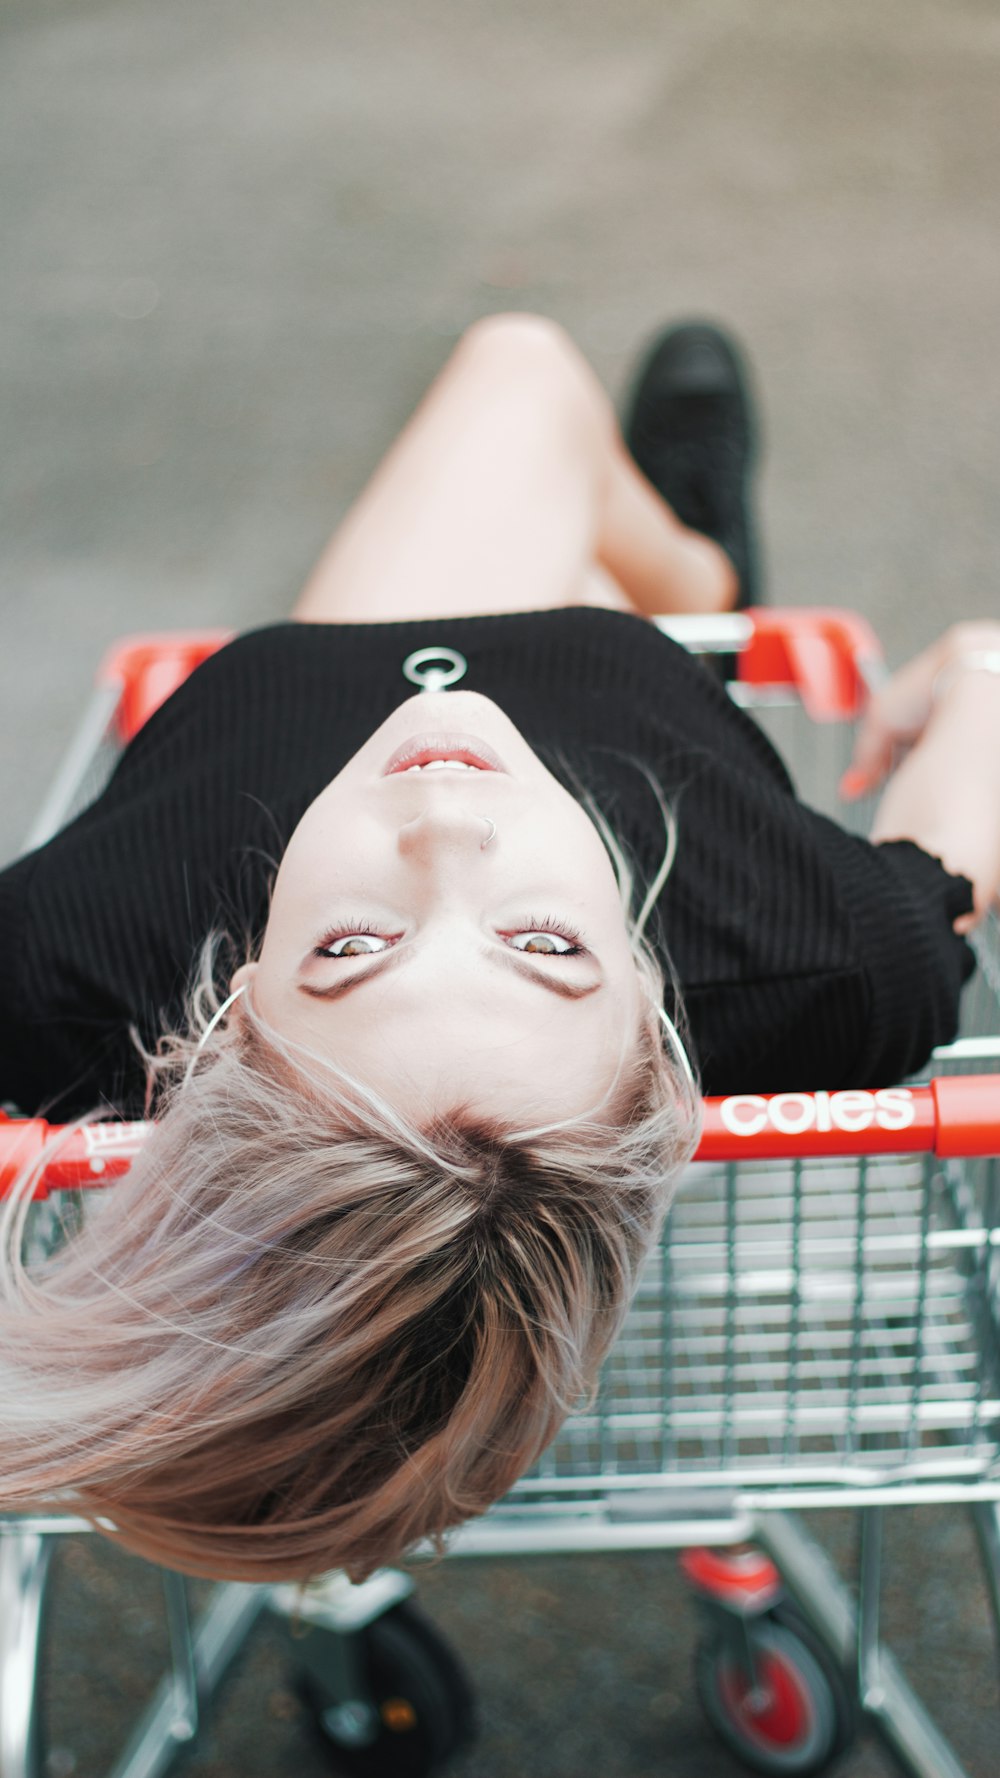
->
[570, 830, 628, 914]
[275, 796, 375, 898]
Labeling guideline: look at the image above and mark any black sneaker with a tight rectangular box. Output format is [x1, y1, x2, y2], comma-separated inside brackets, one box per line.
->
[622, 321, 762, 610]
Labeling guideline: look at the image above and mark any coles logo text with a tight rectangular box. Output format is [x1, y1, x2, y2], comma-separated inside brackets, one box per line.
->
[718, 1087, 915, 1138]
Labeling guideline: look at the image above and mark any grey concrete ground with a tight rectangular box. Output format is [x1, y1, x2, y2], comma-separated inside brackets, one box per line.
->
[39, 1510, 1000, 1777]
[3, 0, 1000, 1772]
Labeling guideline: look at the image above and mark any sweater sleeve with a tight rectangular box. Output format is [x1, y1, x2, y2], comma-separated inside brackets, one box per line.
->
[809, 831, 976, 1085]
[0, 843, 146, 1119]
[663, 767, 977, 1095]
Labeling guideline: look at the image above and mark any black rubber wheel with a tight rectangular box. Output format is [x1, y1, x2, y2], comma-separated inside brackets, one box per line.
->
[695, 1605, 856, 1777]
[298, 1598, 476, 1778]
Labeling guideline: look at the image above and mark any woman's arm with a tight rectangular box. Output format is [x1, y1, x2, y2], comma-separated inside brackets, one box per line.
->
[841, 622, 1000, 930]
[291, 314, 736, 626]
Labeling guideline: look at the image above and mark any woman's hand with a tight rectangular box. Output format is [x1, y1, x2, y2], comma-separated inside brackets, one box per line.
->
[840, 620, 1000, 800]
[841, 621, 1000, 931]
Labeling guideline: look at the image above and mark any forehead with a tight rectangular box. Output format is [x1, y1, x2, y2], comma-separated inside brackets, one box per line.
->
[262, 961, 643, 1126]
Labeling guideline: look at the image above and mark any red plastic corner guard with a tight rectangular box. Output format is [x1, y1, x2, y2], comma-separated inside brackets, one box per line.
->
[679, 1546, 783, 1614]
[930, 1074, 1000, 1158]
[738, 608, 884, 721]
[99, 631, 233, 743]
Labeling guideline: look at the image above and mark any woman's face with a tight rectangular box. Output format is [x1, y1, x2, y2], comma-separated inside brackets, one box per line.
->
[236, 691, 646, 1124]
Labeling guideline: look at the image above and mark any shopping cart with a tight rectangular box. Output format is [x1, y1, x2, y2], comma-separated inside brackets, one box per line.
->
[1, 610, 998, 1778]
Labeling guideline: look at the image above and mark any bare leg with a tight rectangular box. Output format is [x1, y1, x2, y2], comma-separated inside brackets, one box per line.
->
[292, 315, 737, 626]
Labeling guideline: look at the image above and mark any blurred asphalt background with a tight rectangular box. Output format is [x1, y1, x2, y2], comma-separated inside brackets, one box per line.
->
[3, 0, 1000, 1772]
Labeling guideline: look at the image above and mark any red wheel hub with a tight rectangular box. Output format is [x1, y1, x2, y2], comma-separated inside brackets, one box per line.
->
[719, 1648, 813, 1747]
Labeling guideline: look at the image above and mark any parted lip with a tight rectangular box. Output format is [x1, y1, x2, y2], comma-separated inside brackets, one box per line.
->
[382, 732, 508, 776]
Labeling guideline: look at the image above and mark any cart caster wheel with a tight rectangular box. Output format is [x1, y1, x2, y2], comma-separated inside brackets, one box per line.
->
[696, 1606, 855, 1776]
[298, 1598, 476, 1778]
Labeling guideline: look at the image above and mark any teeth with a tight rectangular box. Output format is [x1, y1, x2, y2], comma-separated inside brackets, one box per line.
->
[404, 759, 480, 773]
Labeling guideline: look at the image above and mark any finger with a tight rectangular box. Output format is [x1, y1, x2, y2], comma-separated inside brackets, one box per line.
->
[839, 716, 895, 800]
[839, 766, 873, 801]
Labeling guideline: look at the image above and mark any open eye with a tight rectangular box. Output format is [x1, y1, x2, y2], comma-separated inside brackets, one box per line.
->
[502, 916, 586, 957]
[508, 930, 575, 955]
[316, 922, 400, 958]
[323, 933, 390, 957]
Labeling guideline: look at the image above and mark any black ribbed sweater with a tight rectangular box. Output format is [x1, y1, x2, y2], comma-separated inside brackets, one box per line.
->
[0, 610, 975, 1118]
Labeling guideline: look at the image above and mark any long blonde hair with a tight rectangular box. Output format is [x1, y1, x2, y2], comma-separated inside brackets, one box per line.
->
[0, 787, 699, 1582]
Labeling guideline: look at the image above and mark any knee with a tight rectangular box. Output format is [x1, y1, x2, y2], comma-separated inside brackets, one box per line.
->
[461, 312, 574, 367]
[454, 314, 609, 430]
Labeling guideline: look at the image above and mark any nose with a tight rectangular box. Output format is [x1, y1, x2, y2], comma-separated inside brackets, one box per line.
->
[397, 802, 495, 862]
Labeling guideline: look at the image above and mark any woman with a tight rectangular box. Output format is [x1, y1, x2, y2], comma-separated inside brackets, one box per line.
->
[1, 315, 997, 1582]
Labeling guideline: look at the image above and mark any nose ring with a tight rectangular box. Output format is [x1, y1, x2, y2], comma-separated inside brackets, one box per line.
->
[480, 818, 497, 850]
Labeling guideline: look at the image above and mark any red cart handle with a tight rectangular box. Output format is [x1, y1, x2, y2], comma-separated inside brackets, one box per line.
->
[0, 1116, 147, 1198]
[700, 1075, 999, 1161]
[95, 611, 882, 751]
[93, 611, 881, 752]
[2, 1077, 998, 1200]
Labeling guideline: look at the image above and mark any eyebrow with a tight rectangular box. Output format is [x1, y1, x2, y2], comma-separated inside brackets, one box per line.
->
[298, 944, 602, 1004]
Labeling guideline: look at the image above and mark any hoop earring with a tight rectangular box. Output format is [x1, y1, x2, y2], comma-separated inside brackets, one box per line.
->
[656, 1004, 697, 1098]
[182, 982, 248, 1090]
